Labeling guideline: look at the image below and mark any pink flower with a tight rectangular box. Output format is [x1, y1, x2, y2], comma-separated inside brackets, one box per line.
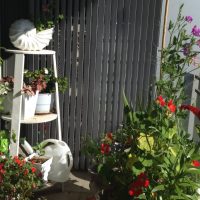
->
[192, 25, 200, 37]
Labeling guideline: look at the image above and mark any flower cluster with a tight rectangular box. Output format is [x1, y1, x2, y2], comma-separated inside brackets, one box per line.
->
[0, 154, 43, 199]
[100, 132, 113, 154]
[128, 173, 149, 197]
[156, 96, 176, 112]
[0, 76, 14, 95]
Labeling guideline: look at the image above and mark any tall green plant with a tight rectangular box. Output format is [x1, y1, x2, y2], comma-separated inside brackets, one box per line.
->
[157, 4, 199, 106]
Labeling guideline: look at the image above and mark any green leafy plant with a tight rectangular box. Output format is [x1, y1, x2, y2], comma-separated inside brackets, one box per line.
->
[0, 154, 44, 200]
[0, 76, 14, 96]
[35, 1, 64, 31]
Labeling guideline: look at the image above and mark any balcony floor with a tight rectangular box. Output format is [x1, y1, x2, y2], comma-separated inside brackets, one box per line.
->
[34, 170, 96, 200]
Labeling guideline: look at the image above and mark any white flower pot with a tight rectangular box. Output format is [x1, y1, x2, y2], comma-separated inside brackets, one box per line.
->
[35, 93, 54, 114]
[21, 91, 39, 120]
[2, 91, 38, 120]
[26, 153, 53, 181]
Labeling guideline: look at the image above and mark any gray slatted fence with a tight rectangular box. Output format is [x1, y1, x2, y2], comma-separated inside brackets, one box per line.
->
[0, 0, 163, 169]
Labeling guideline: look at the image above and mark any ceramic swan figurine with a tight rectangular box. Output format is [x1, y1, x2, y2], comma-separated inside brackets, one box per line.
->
[9, 19, 54, 51]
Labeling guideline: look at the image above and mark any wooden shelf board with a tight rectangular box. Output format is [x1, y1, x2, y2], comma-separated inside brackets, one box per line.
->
[1, 113, 57, 124]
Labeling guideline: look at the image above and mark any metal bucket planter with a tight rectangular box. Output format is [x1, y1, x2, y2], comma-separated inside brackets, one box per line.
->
[35, 93, 54, 114]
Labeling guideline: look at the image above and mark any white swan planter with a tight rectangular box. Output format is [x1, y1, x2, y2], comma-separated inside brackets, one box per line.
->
[9, 19, 54, 51]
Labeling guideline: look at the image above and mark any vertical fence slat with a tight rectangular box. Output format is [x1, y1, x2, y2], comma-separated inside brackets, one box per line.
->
[92, 0, 105, 136]
[142, 0, 156, 105]
[105, 0, 118, 131]
[118, 0, 132, 125]
[124, 0, 137, 102]
[81, 0, 92, 141]
[80, 0, 93, 169]
[87, 0, 99, 136]
[130, 0, 144, 109]
[136, 0, 151, 107]
[77, 0, 86, 170]
[112, 0, 124, 130]
[150, 0, 163, 98]
[99, 0, 112, 133]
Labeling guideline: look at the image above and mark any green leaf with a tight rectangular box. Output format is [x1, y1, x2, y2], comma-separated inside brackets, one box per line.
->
[151, 185, 165, 192]
[137, 133, 154, 152]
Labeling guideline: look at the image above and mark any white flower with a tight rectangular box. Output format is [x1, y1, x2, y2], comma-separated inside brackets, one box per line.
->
[44, 68, 49, 74]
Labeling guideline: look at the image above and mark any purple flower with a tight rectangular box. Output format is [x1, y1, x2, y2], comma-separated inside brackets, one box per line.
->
[185, 16, 193, 23]
[192, 25, 200, 37]
[182, 43, 190, 56]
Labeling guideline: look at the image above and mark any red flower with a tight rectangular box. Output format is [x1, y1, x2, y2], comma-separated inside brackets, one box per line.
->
[13, 156, 21, 166]
[128, 189, 135, 196]
[31, 167, 37, 173]
[129, 173, 149, 197]
[106, 132, 113, 141]
[100, 143, 111, 154]
[192, 160, 200, 167]
[144, 179, 150, 188]
[167, 99, 176, 112]
[180, 105, 200, 120]
[24, 169, 29, 176]
[0, 163, 4, 170]
[156, 96, 166, 106]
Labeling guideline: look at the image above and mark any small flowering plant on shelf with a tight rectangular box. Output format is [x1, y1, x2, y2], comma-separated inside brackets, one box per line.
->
[24, 67, 68, 94]
[0, 153, 44, 200]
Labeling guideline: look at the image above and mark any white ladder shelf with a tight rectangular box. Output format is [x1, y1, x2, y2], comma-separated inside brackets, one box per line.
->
[2, 49, 62, 156]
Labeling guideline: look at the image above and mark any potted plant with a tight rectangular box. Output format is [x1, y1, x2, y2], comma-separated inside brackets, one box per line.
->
[0, 75, 40, 119]
[0, 76, 14, 114]
[25, 153, 53, 182]
[0, 154, 44, 200]
[24, 67, 67, 114]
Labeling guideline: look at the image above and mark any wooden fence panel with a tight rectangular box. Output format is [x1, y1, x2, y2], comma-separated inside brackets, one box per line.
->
[0, 0, 163, 169]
